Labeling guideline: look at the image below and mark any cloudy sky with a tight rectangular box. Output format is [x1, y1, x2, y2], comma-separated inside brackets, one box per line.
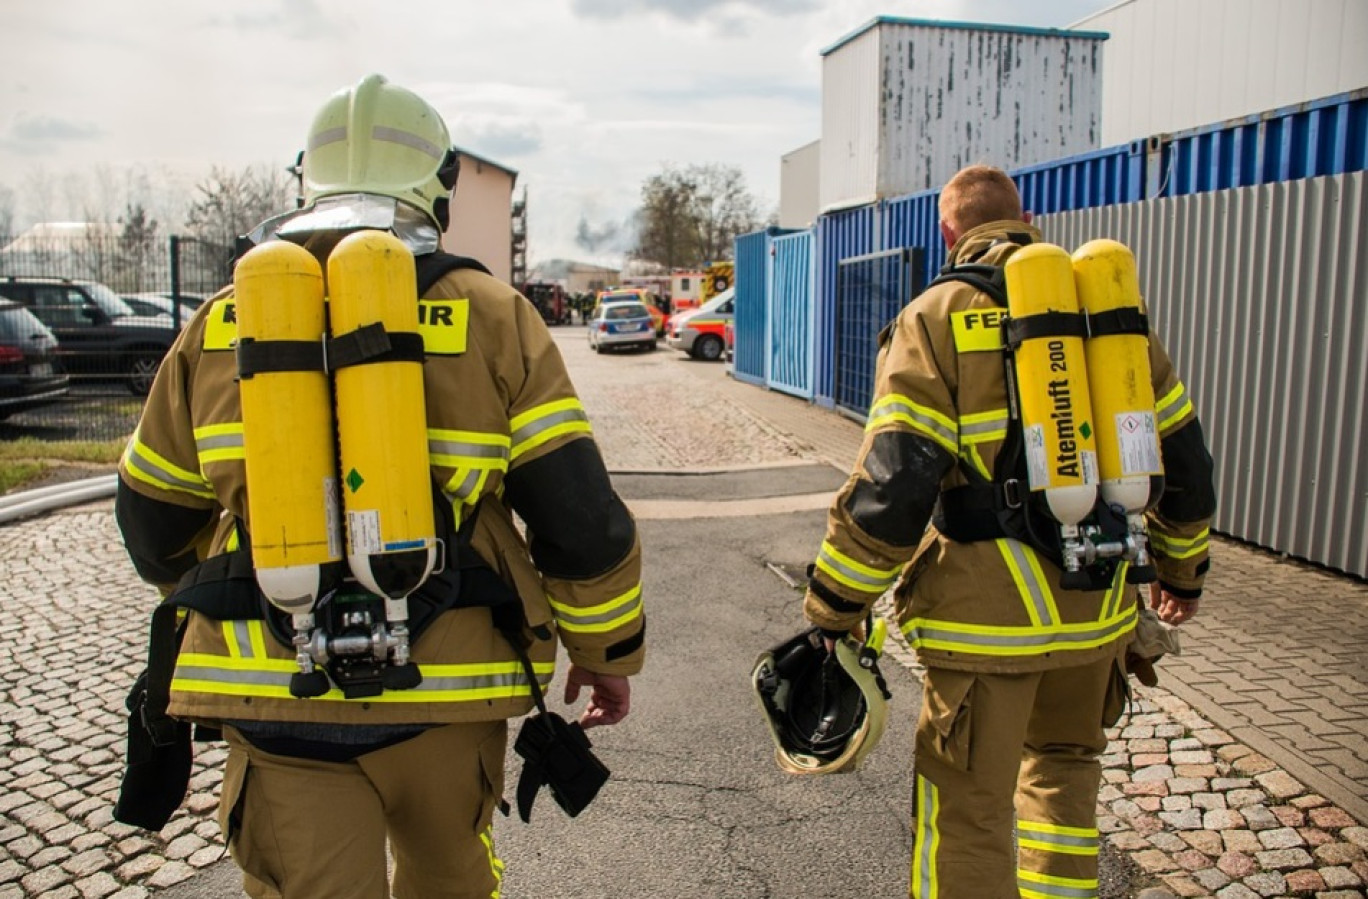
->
[0, 0, 1114, 267]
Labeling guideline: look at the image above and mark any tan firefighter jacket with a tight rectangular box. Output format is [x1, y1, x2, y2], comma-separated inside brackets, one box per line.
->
[804, 221, 1216, 674]
[118, 251, 645, 727]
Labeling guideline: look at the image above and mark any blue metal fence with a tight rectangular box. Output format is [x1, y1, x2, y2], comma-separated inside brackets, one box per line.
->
[813, 206, 876, 407]
[732, 230, 770, 385]
[767, 231, 815, 399]
[832, 247, 925, 419]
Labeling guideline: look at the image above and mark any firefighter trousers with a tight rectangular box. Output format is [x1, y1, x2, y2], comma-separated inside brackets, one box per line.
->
[908, 648, 1129, 899]
[219, 720, 508, 899]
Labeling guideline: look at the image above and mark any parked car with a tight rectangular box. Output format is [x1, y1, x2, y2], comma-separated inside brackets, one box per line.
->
[0, 298, 70, 419]
[0, 276, 180, 396]
[594, 288, 668, 337]
[666, 287, 734, 361]
[587, 300, 658, 353]
[121, 291, 202, 326]
[520, 281, 571, 326]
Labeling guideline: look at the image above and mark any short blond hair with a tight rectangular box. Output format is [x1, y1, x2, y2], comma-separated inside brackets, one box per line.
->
[938, 165, 1023, 232]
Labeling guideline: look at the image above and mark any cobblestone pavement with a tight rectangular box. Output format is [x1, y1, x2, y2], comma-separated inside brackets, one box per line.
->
[0, 329, 1364, 898]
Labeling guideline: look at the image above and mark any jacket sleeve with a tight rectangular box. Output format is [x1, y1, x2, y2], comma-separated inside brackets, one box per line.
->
[1146, 334, 1217, 598]
[116, 331, 220, 594]
[499, 293, 644, 676]
[803, 307, 955, 632]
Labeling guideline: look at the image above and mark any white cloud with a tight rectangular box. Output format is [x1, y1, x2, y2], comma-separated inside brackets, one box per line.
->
[0, 0, 1115, 263]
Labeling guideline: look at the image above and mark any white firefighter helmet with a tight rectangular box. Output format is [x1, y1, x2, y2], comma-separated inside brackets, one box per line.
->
[751, 620, 891, 775]
[300, 73, 460, 232]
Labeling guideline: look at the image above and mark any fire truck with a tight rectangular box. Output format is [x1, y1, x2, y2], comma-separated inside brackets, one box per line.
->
[520, 281, 570, 325]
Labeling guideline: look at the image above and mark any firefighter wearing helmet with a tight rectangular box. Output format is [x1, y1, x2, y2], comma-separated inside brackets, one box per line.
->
[800, 164, 1216, 898]
[113, 74, 645, 899]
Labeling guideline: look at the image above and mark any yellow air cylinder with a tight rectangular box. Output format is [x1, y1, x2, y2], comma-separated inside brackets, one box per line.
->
[234, 241, 341, 612]
[327, 230, 437, 600]
[1072, 239, 1163, 514]
[1002, 243, 1098, 526]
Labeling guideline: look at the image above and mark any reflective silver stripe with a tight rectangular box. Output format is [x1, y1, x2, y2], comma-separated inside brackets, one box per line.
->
[511, 406, 588, 448]
[905, 605, 1137, 654]
[124, 441, 213, 498]
[550, 587, 643, 633]
[816, 543, 899, 593]
[228, 621, 255, 659]
[372, 125, 443, 160]
[867, 396, 958, 450]
[1018, 822, 1099, 853]
[1017, 873, 1098, 899]
[1000, 539, 1056, 626]
[174, 664, 553, 696]
[959, 410, 1008, 442]
[445, 468, 483, 503]
[429, 439, 509, 462]
[309, 126, 347, 150]
[912, 773, 939, 898]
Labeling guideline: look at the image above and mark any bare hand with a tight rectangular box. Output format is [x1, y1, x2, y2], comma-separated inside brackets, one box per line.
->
[563, 664, 631, 729]
[1149, 582, 1199, 626]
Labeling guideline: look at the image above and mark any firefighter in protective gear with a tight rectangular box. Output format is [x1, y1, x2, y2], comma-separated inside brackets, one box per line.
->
[802, 165, 1215, 899]
[114, 74, 644, 899]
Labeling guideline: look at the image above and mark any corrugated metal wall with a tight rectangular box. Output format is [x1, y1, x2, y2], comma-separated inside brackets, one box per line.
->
[1039, 172, 1368, 578]
[768, 232, 816, 399]
[814, 207, 877, 407]
[1073, 0, 1368, 148]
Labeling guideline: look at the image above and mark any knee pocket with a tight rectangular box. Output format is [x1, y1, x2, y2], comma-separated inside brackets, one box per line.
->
[1101, 657, 1131, 728]
[919, 670, 976, 772]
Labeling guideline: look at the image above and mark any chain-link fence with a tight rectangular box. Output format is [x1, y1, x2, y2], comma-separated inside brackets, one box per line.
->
[0, 231, 232, 443]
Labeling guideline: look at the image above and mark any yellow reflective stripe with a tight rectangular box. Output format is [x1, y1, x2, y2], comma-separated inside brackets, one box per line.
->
[509, 398, 592, 461]
[548, 584, 643, 634]
[959, 409, 1008, 444]
[248, 620, 268, 660]
[902, 602, 1137, 657]
[1155, 382, 1194, 433]
[123, 428, 215, 499]
[911, 774, 941, 898]
[997, 539, 1059, 627]
[961, 445, 992, 480]
[1100, 563, 1130, 620]
[1018, 869, 1098, 899]
[866, 394, 958, 455]
[1018, 820, 1099, 857]
[1150, 528, 1209, 559]
[481, 825, 503, 898]
[221, 621, 243, 659]
[194, 422, 245, 464]
[428, 429, 510, 470]
[173, 655, 555, 703]
[815, 542, 901, 594]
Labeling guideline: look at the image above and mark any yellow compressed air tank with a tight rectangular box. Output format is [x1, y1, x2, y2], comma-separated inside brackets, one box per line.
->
[234, 241, 342, 612]
[1072, 239, 1163, 513]
[1002, 243, 1098, 527]
[326, 229, 437, 600]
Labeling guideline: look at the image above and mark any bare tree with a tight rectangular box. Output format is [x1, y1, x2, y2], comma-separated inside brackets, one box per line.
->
[184, 163, 295, 249]
[633, 163, 762, 270]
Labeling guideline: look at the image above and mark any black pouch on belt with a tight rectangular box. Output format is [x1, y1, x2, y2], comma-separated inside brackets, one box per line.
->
[113, 670, 192, 831]
[513, 711, 610, 823]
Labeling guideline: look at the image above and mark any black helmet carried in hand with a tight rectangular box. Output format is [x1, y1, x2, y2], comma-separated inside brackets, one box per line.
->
[751, 619, 891, 775]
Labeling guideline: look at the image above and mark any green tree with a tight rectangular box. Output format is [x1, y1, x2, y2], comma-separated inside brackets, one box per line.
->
[633, 163, 762, 270]
[184, 164, 295, 249]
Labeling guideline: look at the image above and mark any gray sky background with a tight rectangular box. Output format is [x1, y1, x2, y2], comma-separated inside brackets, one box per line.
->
[0, 0, 1114, 267]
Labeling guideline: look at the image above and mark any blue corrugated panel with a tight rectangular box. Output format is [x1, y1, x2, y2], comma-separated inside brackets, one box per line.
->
[1145, 88, 1367, 199]
[814, 207, 876, 408]
[768, 232, 815, 400]
[1012, 145, 1141, 214]
[733, 230, 770, 385]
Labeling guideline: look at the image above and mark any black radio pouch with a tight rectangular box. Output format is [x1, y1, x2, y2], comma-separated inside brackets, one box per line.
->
[513, 710, 610, 823]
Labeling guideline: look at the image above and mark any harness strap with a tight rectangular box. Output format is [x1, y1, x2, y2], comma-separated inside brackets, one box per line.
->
[1086, 307, 1148, 338]
[327, 325, 425, 370]
[236, 338, 325, 378]
[1003, 310, 1088, 348]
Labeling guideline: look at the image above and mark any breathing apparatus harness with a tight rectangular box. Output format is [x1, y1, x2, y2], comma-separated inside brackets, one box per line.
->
[116, 250, 608, 830]
[928, 240, 1158, 591]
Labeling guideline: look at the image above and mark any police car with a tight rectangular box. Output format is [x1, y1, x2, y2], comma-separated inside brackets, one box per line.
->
[587, 300, 659, 353]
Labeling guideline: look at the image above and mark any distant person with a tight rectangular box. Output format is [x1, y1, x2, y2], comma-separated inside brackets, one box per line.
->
[800, 164, 1216, 898]
[112, 73, 644, 899]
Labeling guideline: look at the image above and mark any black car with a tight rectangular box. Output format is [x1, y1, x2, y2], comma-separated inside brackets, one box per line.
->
[0, 277, 180, 396]
[0, 298, 70, 419]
